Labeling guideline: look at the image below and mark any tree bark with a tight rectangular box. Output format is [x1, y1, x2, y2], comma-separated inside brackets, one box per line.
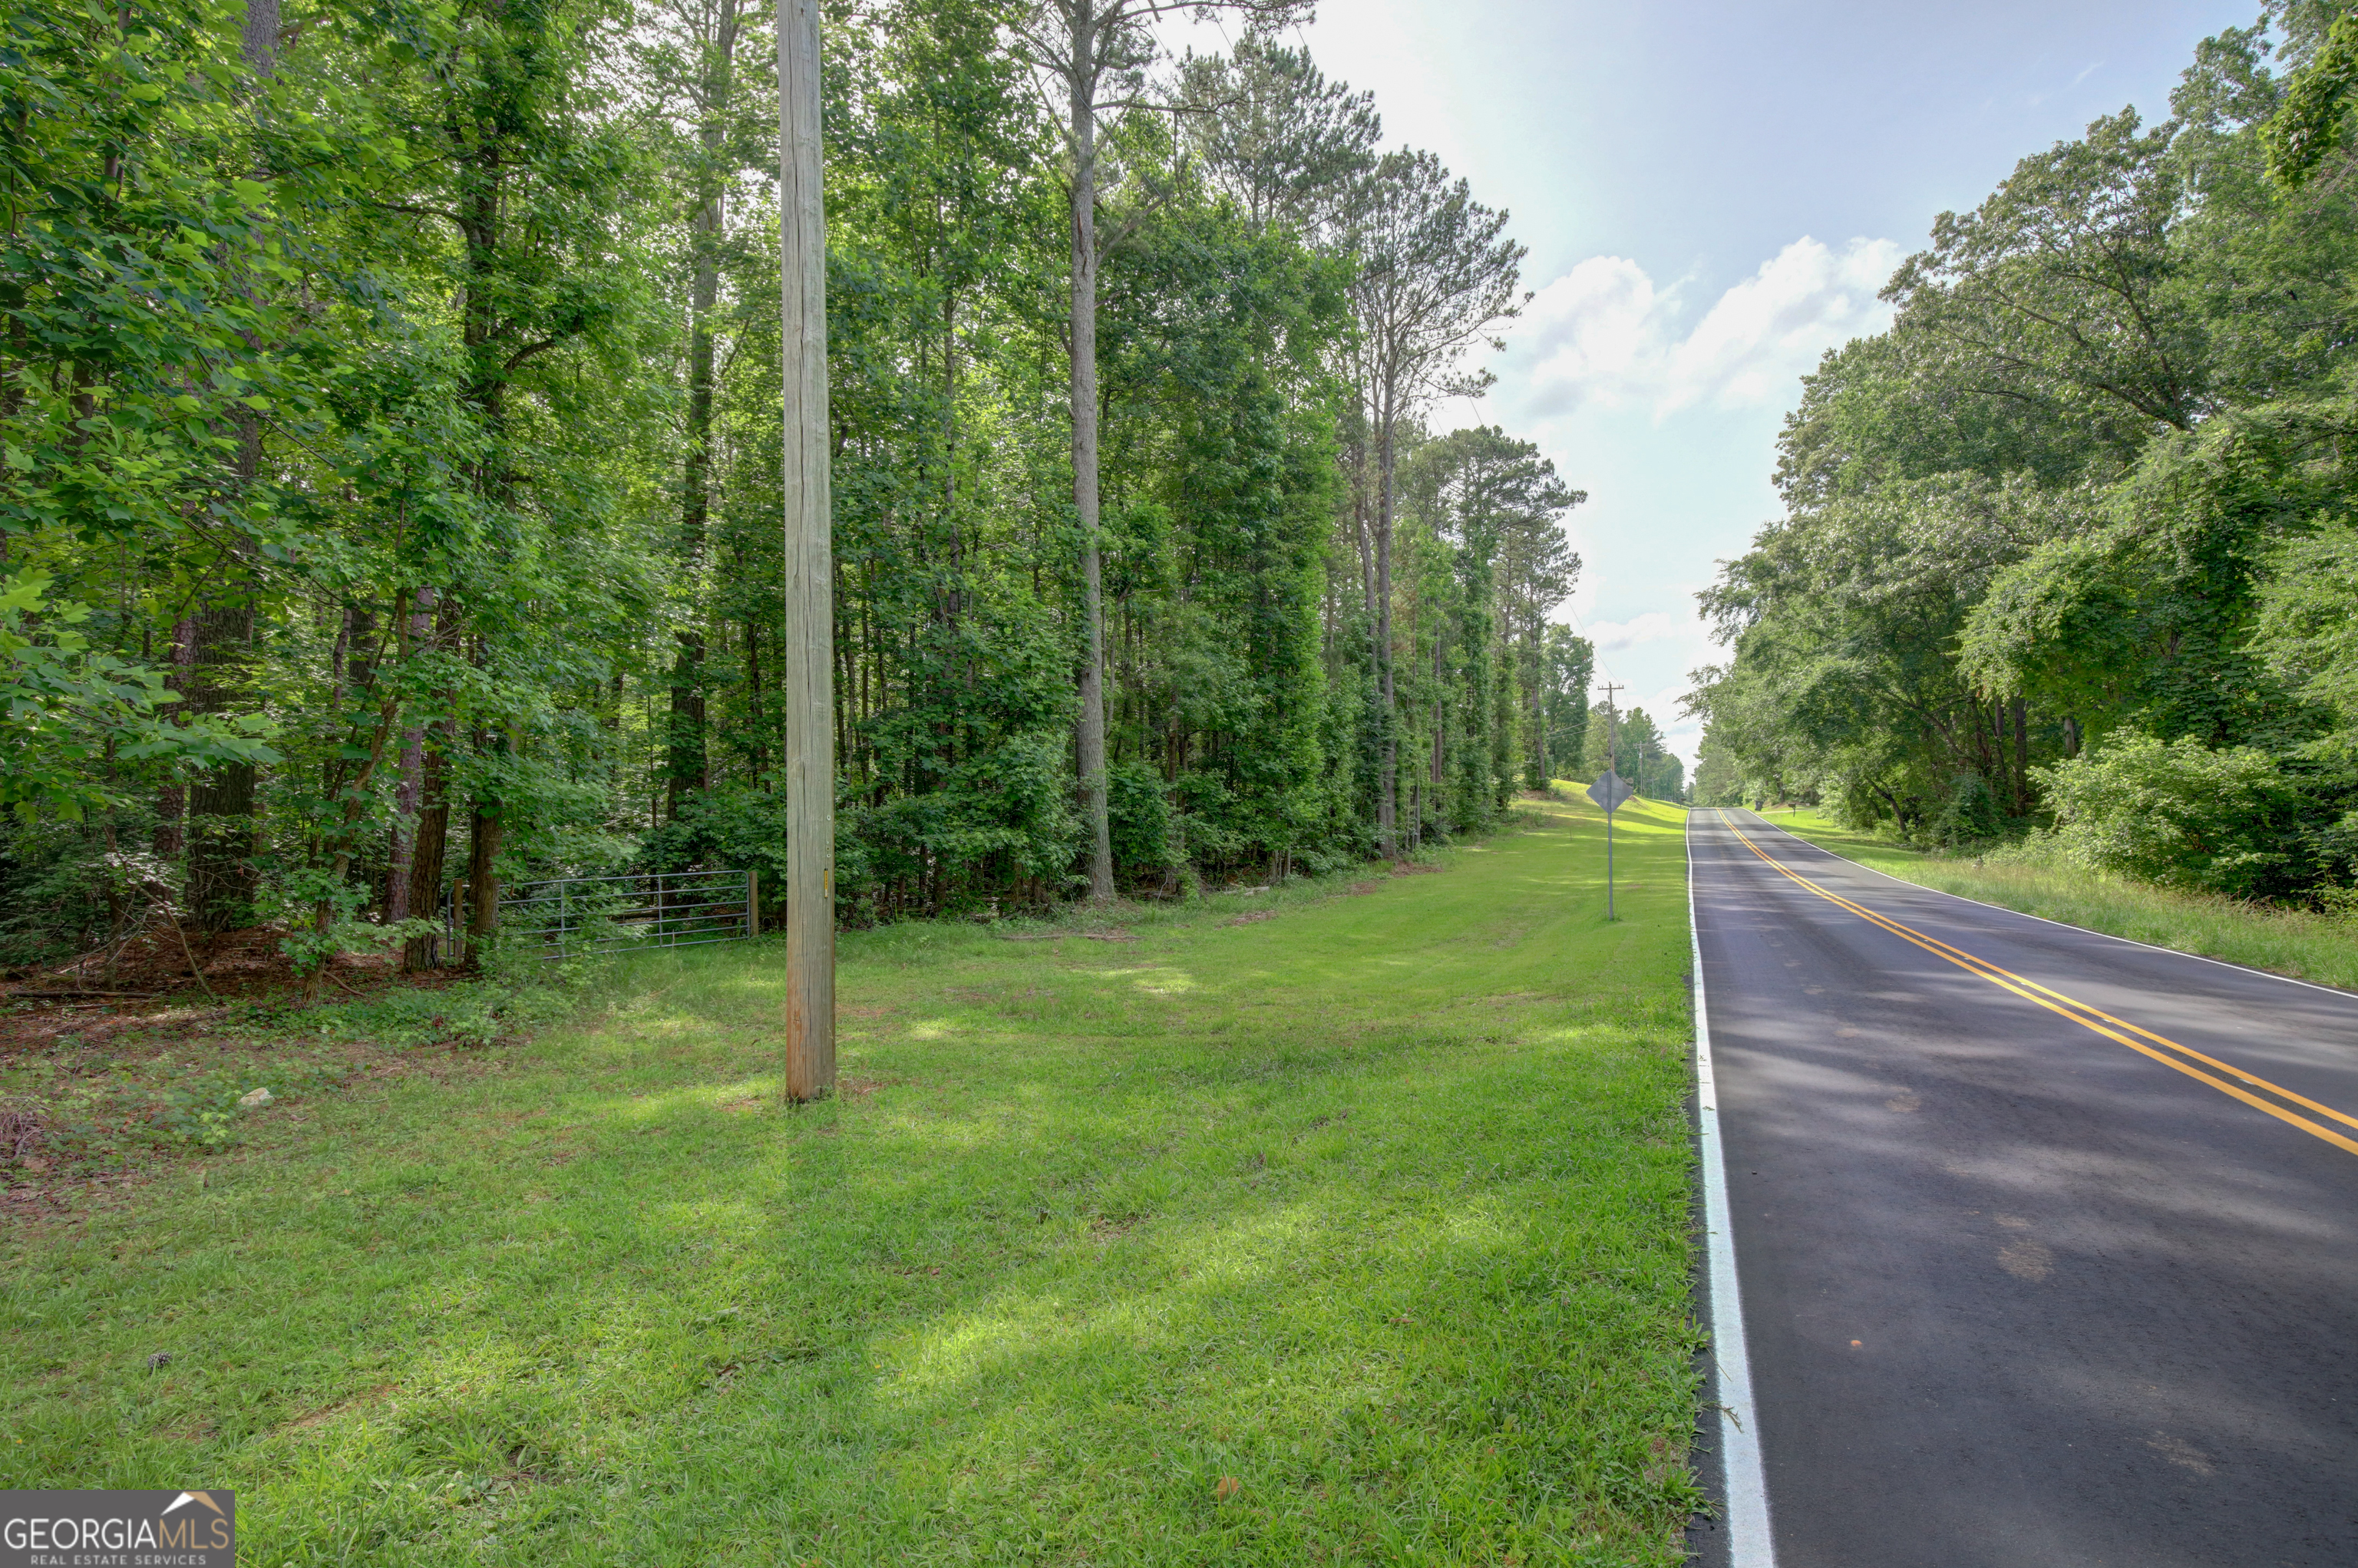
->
[2012, 695, 2029, 815]
[1527, 633, 1547, 789]
[184, 0, 281, 931]
[1373, 404, 1398, 855]
[386, 588, 431, 921]
[401, 735, 449, 970]
[184, 598, 256, 931]
[668, 0, 738, 820]
[1068, 0, 1115, 902]
[405, 575, 461, 969]
[240, 0, 278, 71]
[153, 617, 194, 856]
[466, 766, 503, 942]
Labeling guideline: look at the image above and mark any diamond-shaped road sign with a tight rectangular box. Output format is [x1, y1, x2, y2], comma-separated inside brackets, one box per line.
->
[1587, 770, 1634, 813]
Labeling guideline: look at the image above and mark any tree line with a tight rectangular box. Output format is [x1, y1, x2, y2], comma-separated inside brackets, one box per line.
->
[1691, 2, 2358, 902]
[0, 0, 1597, 972]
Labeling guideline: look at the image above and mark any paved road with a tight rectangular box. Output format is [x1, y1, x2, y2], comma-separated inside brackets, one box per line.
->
[1684, 809, 2358, 1568]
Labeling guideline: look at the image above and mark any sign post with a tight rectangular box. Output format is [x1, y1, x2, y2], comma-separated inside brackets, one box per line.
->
[1587, 768, 1634, 920]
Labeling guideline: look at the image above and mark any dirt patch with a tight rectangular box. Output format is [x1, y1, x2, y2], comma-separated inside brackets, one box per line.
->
[1222, 911, 1278, 926]
[1, 1003, 505, 1223]
[285, 1383, 398, 1432]
[14, 925, 451, 1007]
[1078, 930, 1137, 942]
[2, 1167, 150, 1233]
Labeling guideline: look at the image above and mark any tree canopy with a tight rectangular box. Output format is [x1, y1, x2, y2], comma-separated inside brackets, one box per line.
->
[1692, 2, 2358, 897]
[0, 0, 1593, 969]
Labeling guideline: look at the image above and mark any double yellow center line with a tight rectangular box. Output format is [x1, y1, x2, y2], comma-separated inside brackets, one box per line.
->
[1715, 813, 2358, 1161]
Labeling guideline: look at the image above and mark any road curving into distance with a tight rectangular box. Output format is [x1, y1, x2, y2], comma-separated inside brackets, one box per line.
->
[1683, 808, 2358, 1568]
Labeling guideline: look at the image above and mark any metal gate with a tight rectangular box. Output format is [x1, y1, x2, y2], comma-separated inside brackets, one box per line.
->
[497, 868, 758, 958]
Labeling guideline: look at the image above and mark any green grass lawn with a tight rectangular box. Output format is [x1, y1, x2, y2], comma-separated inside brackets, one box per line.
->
[1754, 807, 2358, 993]
[2, 796, 1702, 1566]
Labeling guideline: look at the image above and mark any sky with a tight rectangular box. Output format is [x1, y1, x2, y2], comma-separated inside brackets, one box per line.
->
[1171, 0, 2267, 774]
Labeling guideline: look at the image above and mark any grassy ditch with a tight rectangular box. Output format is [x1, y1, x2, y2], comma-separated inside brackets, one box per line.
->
[3, 796, 1702, 1566]
[1755, 807, 2358, 993]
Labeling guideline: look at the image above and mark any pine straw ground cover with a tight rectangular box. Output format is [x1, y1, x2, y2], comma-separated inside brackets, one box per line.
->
[1755, 807, 2358, 993]
[2, 795, 1702, 1566]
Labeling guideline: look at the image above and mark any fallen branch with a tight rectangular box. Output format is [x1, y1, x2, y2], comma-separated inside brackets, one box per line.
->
[160, 906, 216, 1002]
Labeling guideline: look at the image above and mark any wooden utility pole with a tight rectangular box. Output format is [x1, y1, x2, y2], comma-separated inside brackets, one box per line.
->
[780, 0, 834, 1101]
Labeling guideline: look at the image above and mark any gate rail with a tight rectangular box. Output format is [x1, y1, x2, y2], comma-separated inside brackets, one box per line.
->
[497, 868, 757, 958]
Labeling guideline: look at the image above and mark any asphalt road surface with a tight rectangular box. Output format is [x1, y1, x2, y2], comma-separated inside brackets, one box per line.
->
[1683, 809, 2358, 1568]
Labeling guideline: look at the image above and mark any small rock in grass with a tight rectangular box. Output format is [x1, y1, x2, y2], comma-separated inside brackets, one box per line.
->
[238, 1088, 274, 1109]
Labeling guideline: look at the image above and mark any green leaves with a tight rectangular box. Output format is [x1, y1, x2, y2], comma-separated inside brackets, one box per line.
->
[1701, 7, 2358, 870]
[2039, 732, 2300, 896]
[0, 569, 280, 822]
[2265, 8, 2358, 190]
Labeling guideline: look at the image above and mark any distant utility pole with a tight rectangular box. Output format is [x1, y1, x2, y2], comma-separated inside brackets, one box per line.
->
[780, 0, 834, 1101]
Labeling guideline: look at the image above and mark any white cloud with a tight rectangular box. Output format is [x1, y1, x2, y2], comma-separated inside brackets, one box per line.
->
[1507, 236, 1902, 421]
[1582, 609, 1686, 653]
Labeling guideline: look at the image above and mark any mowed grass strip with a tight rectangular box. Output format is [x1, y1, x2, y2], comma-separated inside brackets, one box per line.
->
[2, 797, 1701, 1566]
[1758, 807, 2358, 992]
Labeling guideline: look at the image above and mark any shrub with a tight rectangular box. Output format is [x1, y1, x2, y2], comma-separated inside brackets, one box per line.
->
[1927, 772, 2006, 848]
[2034, 733, 2297, 896]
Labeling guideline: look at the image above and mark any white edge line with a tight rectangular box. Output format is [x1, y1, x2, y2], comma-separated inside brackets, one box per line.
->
[1737, 810, 2358, 1005]
[1689, 810, 1777, 1566]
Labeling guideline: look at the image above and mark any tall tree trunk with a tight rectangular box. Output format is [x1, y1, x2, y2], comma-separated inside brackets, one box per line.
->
[667, 0, 737, 820]
[467, 738, 504, 944]
[401, 733, 450, 971]
[1527, 633, 1547, 789]
[153, 617, 193, 856]
[2011, 696, 2029, 815]
[240, 0, 277, 70]
[1068, 2, 1115, 902]
[1373, 403, 1398, 855]
[1068, 46, 1115, 896]
[386, 588, 431, 922]
[667, 639, 708, 817]
[186, 0, 281, 932]
[745, 615, 765, 783]
[410, 582, 462, 957]
[184, 598, 256, 932]
[1429, 636, 1445, 833]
